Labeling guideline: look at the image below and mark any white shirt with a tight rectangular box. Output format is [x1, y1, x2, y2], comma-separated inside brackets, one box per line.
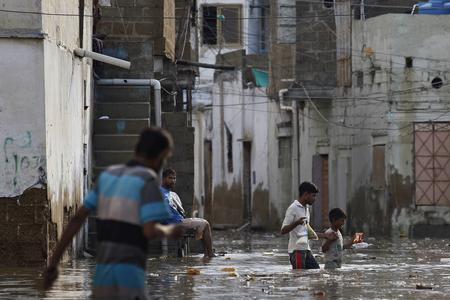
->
[282, 200, 310, 253]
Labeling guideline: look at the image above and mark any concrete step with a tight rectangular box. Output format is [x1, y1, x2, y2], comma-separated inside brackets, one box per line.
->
[93, 134, 139, 151]
[95, 102, 150, 119]
[95, 86, 151, 103]
[94, 119, 149, 135]
[94, 150, 134, 167]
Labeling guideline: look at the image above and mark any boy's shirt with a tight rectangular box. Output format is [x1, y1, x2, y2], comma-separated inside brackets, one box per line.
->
[84, 160, 172, 299]
[282, 200, 310, 253]
[323, 228, 344, 268]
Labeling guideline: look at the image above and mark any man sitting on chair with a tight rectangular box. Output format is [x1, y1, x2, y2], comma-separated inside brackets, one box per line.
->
[161, 168, 215, 258]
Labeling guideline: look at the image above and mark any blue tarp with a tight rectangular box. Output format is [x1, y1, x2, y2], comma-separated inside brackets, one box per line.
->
[252, 68, 269, 87]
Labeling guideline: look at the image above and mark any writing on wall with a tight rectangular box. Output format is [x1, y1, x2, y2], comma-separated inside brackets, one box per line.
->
[2, 131, 46, 196]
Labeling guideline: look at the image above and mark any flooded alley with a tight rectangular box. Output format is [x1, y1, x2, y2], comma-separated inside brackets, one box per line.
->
[1, 231, 450, 299]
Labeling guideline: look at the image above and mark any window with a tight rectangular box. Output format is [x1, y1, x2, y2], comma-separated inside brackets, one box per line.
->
[202, 5, 242, 46]
[225, 124, 233, 172]
[324, 0, 334, 8]
[414, 123, 450, 206]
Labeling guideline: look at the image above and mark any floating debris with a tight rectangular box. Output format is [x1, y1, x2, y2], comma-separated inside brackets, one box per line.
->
[314, 291, 326, 297]
[416, 284, 433, 290]
[222, 267, 236, 272]
[186, 268, 201, 275]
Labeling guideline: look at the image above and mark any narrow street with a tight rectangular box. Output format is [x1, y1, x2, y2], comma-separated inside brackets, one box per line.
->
[2, 231, 450, 299]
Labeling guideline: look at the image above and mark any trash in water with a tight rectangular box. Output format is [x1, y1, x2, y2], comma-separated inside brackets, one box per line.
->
[217, 251, 227, 256]
[99, 116, 110, 120]
[352, 242, 370, 249]
[416, 284, 433, 290]
[263, 252, 274, 256]
[440, 258, 450, 263]
[225, 257, 231, 260]
[186, 268, 201, 275]
[227, 272, 238, 277]
[222, 267, 236, 272]
[314, 291, 326, 297]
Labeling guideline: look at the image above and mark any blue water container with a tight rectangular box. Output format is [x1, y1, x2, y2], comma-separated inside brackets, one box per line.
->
[418, 0, 450, 14]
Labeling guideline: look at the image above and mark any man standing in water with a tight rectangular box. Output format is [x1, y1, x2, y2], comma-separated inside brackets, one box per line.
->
[44, 127, 182, 299]
[281, 182, 337, 269]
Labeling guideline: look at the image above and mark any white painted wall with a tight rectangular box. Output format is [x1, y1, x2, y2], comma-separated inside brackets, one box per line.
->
[0, 0, 93, 246]
[0, 40, 46, 197]
[41, 0, 93, 238]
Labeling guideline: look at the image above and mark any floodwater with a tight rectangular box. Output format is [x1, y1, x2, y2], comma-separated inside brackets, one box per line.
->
[1, 231, 450, 299]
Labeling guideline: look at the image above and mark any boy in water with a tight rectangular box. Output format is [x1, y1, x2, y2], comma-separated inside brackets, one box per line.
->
[322, 208, 359, 269]
[281, 182, 337, 269]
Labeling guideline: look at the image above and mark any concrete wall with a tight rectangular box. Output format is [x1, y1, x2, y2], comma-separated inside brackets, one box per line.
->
[296, 13, 450, 237]
[0, 0, 42, 33]
[0, 40, 46, 197]
[209, 68, 294, 229]
[0, 0, 93, 264]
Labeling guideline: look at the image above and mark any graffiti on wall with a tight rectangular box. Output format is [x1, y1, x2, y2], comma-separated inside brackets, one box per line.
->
[2, 131, 46, 196]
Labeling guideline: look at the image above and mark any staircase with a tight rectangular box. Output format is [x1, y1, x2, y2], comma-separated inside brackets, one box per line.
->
[86, 84, 152, 254]
[92, 85, 152, 179]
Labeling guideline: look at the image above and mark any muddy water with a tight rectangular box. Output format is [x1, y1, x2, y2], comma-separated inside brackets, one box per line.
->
[1, 231, 450, 299]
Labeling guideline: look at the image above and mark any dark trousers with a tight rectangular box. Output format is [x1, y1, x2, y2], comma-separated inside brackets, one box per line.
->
[289, 250, 320, 269]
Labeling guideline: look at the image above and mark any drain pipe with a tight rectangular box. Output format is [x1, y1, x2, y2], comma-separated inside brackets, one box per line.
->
[74, 49, 131, 70]
[279, 88, 293, 112]
[278, 88, 299, 199]
[96, 79, 162, 127]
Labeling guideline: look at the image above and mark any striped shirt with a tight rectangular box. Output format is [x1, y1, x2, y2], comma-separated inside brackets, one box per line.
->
[84, 160, 171, 299]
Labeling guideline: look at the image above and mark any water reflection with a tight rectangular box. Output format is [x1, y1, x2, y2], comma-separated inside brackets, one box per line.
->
[1, 231, 450, 299]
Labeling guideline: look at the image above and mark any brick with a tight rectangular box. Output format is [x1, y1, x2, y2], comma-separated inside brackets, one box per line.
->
[96, 22, 113, 35]
[134, 22, 161, 36]
[112, 22, 134, 36]
[0, 223, 18, 241]
[135, 0, 164, 8]
[101, 7, 124, 18]
[17, 224, 46, 242]
[7, 204, 35, 224]
[0, 203, 7, 223]
[116, 0, 135, 6]
[34, 206, 48, 224]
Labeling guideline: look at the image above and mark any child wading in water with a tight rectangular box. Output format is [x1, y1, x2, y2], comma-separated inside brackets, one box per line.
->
[322, 208, 361, 269]
[281, 182, 338, 269]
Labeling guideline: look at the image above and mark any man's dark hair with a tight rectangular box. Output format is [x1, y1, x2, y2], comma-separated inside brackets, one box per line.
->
[162, 168, 176, 178]
[329, 208, 347, 222]
[135, 127, 173, 159]
[298, 181, 319, 197]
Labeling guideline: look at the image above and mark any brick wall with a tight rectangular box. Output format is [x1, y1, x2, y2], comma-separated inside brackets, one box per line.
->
[0, 188, 52, 267]
[162, 112, 195, 217]
[295, 1, 337, 89]
[96, 0, 175, 59]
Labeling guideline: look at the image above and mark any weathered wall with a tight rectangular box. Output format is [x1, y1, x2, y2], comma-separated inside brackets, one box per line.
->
[41, 1, 93, 253]
[0, 40, 46, 197]
[0, 0, 93, 263]
[162, 112, 195, 217]
[0, 0, 42, 33]
[210, 67, 293, 229]
[297, 13, 450, 237]
[0, 39, 49, 267]
[97, 0, 175, 60]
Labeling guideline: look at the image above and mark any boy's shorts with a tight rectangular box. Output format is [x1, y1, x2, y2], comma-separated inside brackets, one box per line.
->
[289, 250, 320, 269]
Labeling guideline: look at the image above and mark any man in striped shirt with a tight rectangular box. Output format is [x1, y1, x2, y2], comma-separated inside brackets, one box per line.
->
[44, 127, 181, 299]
